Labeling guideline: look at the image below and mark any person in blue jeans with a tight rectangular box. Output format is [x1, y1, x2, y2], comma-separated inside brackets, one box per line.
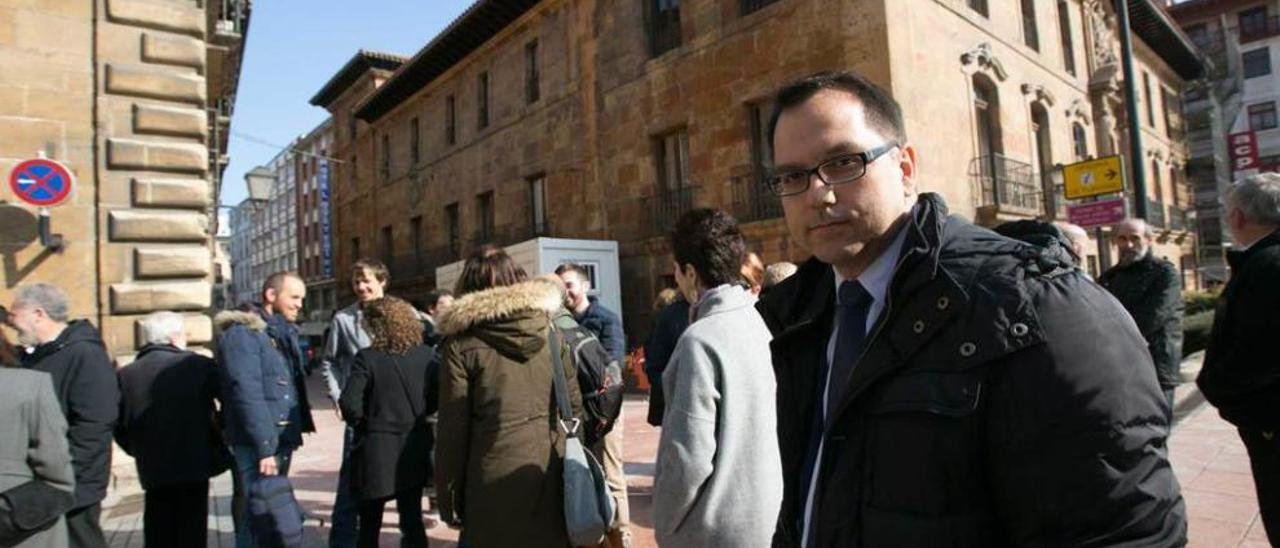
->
[215, 272, 316, 548]
[320, 259, 387, 547]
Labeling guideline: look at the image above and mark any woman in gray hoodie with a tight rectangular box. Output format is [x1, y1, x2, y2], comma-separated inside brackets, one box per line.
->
[653, 209, 783, 547]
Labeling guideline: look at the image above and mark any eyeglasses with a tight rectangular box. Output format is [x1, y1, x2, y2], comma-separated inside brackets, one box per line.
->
[765, 142, 899, 197]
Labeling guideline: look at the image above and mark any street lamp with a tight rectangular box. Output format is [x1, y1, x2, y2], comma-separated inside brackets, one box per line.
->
[245, 166, 277, 203]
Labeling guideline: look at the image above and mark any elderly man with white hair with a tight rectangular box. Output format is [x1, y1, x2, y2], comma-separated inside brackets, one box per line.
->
[7, 283, 117, 548]
[116, 311, 228, 548]
[1198, 172, 1280, 545]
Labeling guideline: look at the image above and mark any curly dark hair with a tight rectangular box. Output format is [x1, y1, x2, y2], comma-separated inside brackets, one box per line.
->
[669, 208, 747, 288]
[361, 296, 423, 356]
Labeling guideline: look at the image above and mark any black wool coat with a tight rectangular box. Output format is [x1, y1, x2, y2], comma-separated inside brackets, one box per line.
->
[115, 344, 230, 490]
[339, 344, 439, 500]
[1198, 230, 1280, 430]
[1099, 251, 1185, 388]
[25, 320, 119, 509]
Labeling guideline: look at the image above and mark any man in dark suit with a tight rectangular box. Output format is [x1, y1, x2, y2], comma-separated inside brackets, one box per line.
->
[116, 311, 229, 547]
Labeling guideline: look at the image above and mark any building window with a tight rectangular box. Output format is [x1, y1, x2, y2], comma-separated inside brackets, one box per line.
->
[1143, 72, 1156, 127]
[1244, 48, 1271, 78]
[1057, 0, 1075, 75]
[655, 129, 690, 192]
[1152, 161, 1163, 204]
[1163, 88, 1184, 140]
[1249, 102, 1278, 130]
[348, 113, 356, 139]
[973, 75, 1003, 161]
[749, 102, 773, 185]
[445, 203, 460, 255]
[525, 40, 540, 104]
[380, 134, 391, 181]
[410, 117, 421, 165]
[475, 191, 495, 243]
[1240, 6, 1268, 37]
[968, 0, 988, 18]
[411, 216, 423, 274]
[477, 71, 490, 130]
[351, 237, 361, 261]
[1072, 123, 1089, 161]
[648, 0, 682, 57]
[446, 95, 457, 145]
[740, 0, 778, 15]
[1021, 0, 1038, 50]
[529, 175, 548, 235]
[380, 225, 393, 274]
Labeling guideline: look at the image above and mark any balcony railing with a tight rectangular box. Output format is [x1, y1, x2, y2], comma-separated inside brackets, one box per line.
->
[642, 185, 696, 237]
[649, 5, 681, 56]
[970, 154, 1044, 217]
[1148, 199, 1167, 229]
[730, 173, 783, 223]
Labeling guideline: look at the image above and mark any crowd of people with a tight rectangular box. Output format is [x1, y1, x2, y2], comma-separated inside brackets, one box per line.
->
[2, 68, 1279, 548]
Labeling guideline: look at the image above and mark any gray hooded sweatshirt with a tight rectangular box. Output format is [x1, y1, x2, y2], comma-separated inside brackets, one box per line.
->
[654, 284, 783, 547]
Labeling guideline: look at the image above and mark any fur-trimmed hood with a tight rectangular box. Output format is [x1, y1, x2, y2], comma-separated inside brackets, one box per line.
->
[438, 279, 564, 336]
[213, 310, 267, 334]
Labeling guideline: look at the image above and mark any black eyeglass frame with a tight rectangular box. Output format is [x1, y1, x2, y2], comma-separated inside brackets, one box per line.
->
[765, 142, 900, 197]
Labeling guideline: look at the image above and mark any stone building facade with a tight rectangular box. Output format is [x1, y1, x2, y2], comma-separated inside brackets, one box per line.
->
[323, 0, 1201, 343]
[0, 0, 250, 359]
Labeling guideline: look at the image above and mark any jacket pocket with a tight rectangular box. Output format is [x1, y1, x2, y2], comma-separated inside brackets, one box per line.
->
[862, 370, 987, 517]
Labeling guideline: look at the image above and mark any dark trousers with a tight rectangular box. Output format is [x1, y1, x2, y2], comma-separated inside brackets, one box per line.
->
[357, 490, 426, 548]
[1241, 429, 1280, 545]
[145, 481, 210, 547]
[66, 503, 107, 548]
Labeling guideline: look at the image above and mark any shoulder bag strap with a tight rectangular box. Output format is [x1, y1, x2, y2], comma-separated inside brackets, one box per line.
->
[548, 327, 580, 438]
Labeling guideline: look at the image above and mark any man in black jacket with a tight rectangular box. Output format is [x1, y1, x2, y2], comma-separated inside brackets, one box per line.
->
[756, 71, 1184, 547]
[8, 283, 119, 548]
[1099, 218, 1184, 417]
[116, 311, 229, 547]
[1198, 173, 1280, 544]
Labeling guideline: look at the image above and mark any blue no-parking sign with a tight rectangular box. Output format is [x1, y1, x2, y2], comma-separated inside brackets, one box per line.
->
[9, 158, 74, 207]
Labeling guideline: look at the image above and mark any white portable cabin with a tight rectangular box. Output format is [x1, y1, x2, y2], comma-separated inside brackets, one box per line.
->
[435, 238, 624, 329]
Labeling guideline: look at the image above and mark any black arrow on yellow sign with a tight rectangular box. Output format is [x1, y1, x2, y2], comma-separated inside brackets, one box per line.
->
[1106, 168, 1118, 180]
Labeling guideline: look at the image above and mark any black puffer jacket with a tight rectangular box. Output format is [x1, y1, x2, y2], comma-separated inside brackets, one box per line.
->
[25, 320, 120, 509]
[1099, 251, 1185, 388]
[757, 194, 1185, 547]
[1197, 230, 1280, 430]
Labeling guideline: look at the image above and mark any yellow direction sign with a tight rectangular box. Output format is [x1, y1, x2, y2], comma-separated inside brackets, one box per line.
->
[1063, 155, 1125, 200]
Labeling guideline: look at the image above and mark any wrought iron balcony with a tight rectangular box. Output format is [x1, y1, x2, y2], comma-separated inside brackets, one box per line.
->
[642, 185, 696, 238]
[730, 173, 783, 223]
[740, 0, 780, 15]
[970, 154, 1044, 219]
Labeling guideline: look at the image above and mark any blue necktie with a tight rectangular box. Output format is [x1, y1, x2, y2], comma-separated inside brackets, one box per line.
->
[798, 280, 872, 546]
[827, 280, 872, 420]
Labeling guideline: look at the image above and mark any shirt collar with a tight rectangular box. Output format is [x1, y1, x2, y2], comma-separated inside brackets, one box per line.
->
[833, 224, 909, 306]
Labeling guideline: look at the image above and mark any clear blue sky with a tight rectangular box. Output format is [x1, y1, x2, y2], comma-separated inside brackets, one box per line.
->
[219, 1, 473, 206]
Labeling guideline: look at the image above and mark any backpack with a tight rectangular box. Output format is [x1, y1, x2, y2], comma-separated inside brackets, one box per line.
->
[552, 316, 624, 448]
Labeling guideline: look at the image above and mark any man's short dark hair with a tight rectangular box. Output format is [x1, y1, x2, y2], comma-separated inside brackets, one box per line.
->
[262, 271, 302, 298]
[555, 263, 590, 282]
[669, 209, 747, 288]
[767, 70, 907, 151]
[423, 288, 453, 310]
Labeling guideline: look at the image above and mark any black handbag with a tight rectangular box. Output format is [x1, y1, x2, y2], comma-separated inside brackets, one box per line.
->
[0, 480, 75, 543]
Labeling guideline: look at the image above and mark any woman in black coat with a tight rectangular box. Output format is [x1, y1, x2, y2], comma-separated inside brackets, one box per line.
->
[339, 296, 439, 548]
